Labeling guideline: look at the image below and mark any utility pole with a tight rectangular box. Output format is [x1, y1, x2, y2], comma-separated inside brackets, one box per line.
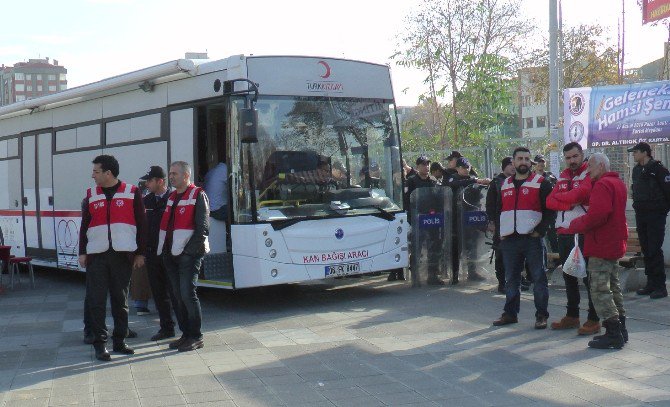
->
[549, 0, 560, 173]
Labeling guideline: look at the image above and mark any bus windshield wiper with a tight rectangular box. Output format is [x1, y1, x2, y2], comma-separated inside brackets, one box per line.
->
[350, 204, 396, 221]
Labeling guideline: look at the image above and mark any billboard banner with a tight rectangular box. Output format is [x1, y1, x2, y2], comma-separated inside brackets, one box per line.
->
[643, 0, 670, 24]
[564, 81, 670, 148]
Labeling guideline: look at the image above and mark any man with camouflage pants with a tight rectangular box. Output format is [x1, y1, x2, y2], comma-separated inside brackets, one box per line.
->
[563, 153, 629, 349]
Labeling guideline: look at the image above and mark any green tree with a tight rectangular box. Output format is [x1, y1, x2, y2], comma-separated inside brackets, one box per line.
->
[393, 0, 533, 147]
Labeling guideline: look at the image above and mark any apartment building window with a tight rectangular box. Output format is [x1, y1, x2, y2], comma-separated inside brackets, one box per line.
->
[15, 84, 25, 91]
[16, 95, 26, 101]
[25, 74, 32, 80]
[37, 85, 43, 91]
[37, 74, 42, 80]
[14, 73, 24, 80]
[536, 116, 546, 128]
[58, 84, 67, 91]
[26, 85, 32, 92]
[524, 117, 534, 129]
[59, 74, 67, 81]
[48, 85, 57, 92]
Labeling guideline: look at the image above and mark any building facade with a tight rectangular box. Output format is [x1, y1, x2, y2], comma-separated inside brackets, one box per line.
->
[0, 58, 67, 106]
[518, 67, 549, 139]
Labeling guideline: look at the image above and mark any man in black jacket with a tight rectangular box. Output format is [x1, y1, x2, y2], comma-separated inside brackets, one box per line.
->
[140, 166, 179, 341]
[444, 157, 490, 284]
[629, 142, 670, 299]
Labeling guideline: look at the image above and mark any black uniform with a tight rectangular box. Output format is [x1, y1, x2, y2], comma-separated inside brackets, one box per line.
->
[486, 173, 507, 288]
[539, 171, 559, 252]
[443, 173, 478, 283]
[406, 173, 444, 285]
[632, 159, 670, 295]
[144, 190, 180, 335]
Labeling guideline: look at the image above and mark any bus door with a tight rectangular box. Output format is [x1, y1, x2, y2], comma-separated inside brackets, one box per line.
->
[0, 136, 25, 257]
[21, 131, 56, 260]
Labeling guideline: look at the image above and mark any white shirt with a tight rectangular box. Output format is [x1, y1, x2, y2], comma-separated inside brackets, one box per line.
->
[204, 162, 228, 211]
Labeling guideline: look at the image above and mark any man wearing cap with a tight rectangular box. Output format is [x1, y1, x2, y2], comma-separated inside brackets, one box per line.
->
[442, 150, 478, 178]
[79, 155, 146, 361]
[141, 166, 179, 341]
[404, 155, 443, 284]
[493, 147, 555, 329]
[444, 157, 490, 284]
[629, 142, 670, 299]
[533, 154, 558, 185]
[546, 142, 601, 334]
[486, 156, 515, 293]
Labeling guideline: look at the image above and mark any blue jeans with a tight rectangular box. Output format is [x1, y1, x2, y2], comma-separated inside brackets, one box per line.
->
[500, 235, 549, 318]
[163, 253, 204, 340]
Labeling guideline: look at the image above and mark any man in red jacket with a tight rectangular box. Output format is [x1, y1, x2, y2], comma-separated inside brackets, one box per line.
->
[546, 142, 600, 335]
[563, 153, 628, 349]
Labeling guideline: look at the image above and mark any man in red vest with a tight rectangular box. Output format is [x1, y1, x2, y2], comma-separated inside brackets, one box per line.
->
[546, 142, 600, 335]
[562, 153, 628, 349]
[493, 147, 556, 329]
[159, 161, 210, 352]
[79, 155, 146, 361]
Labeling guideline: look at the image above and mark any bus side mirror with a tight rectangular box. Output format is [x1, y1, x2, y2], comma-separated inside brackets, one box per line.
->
[240, 108, 258, 143]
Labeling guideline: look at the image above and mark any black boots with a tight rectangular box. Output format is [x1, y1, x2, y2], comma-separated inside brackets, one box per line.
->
[93, 343, 111, 361]
[112, 341, 135, 355]
[588, 317, 624, 349]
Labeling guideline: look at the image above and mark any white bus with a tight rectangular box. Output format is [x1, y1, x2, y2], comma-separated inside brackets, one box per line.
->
[0, 55, 408, 289]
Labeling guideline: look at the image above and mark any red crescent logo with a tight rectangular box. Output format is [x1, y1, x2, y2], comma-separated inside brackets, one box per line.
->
[318, 61, 331, 78]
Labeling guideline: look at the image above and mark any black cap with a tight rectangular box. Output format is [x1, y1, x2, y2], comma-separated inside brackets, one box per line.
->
[501, 156, 513, 171]
[455, 157, 471, 168]
[140, 165, 166, 180]
[534, 154, 546, 163]
[627, 142, 652, 155]
[416, 155, 431, 165]
[446, 150, 463, 160]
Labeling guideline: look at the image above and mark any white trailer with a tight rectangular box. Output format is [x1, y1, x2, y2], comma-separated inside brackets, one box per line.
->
[0, 55, 408, 288]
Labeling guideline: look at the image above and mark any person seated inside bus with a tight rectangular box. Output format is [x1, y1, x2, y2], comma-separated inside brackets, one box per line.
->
[358, 162, 382, 188]
[204, 160, 228, 221]
[332, 161, 348, 186]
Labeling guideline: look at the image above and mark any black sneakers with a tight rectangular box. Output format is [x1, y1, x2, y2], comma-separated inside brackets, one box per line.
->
[93, 343, 111, 362]
[178, 338, 204, 352]
[169, 336, 187, 350]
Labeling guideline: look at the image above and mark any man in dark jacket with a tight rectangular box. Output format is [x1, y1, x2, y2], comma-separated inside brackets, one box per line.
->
[444, 157, 490, 284]
[486, 157, 515, 292]
[629, 142, 670, 299]
[404, 155, 443, 285]
[563, 153, 628, 349]
[161, 161, 210, 352]
[141, 166, 179, 341]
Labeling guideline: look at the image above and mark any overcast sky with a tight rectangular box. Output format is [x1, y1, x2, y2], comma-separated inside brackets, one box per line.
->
[1, 0, 667, 106]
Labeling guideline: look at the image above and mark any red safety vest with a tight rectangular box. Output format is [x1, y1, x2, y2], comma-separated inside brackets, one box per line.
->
[157, 184, 209, 256]
[86, 181, 138, 254]
[499, 173, 544, 237]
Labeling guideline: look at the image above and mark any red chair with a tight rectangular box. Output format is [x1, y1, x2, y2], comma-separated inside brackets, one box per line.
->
[7, 250, 34, 289]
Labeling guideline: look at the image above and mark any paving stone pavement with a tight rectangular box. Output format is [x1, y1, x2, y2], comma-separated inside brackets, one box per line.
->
[0, 269, 669, 407]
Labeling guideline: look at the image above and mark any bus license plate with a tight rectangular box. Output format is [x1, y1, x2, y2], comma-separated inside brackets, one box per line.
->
[325, 262, 360, 277]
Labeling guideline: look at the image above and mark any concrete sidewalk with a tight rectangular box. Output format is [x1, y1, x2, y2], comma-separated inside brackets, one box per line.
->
[0, 270, 669, 407]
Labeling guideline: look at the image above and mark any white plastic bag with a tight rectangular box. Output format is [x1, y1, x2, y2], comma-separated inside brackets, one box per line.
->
[563, 234, 587, 278]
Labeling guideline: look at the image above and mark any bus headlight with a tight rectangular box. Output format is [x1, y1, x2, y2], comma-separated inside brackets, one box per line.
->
[271, 269, 278, 277]
[269, 249, 277, 258]
[265, 238, 273, 247]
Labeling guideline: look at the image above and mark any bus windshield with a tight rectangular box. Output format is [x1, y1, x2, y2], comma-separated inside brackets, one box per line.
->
[233, 96, 403, 223]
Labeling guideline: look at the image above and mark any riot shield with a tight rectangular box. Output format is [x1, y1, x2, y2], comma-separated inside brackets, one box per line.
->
[455, 184, 496, 283]
[409, 187, 452, 287]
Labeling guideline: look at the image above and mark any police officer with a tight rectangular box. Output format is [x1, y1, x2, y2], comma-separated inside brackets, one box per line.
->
[79, 155, 146, 361]
[405, 155, 444, 285]
[486, 157, 515, 293]
[140, 166, 181, 341]
[629, 142, 670, 299]
[444, 157, 490, 284]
